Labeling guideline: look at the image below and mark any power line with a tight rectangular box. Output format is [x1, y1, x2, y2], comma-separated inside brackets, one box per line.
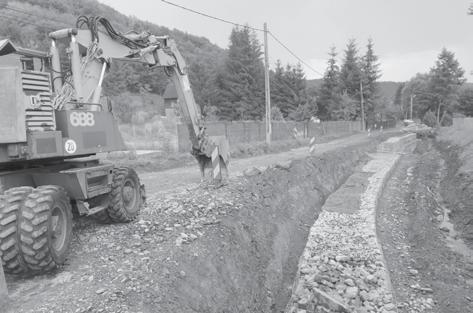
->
[160, 0, 324, 77]
[161, 0, 264, 32]
[268, 31, 324, 77]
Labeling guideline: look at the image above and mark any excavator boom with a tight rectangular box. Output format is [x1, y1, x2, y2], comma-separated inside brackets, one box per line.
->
[49, 16, 229, 180]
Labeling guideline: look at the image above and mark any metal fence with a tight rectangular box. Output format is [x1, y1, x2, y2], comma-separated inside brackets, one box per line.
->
[177, 120, 367, 152]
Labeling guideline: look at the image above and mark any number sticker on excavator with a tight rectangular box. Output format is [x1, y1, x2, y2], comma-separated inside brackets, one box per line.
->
[70, 111, 95, 127]
[64, 139, 77, 154]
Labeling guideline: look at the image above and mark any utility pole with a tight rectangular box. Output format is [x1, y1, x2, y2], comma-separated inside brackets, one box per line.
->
[360, 81, 365, 131]
[263, 22, 271, 144]
[410, 94, 415, 120]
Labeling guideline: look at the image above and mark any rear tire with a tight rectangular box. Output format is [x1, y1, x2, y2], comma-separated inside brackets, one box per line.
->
[107, 167, 143, 223]
[18, 186, 73, 273]
[0, 187, 34, 274]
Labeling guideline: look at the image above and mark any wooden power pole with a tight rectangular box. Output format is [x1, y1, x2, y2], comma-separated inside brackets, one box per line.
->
[264, 22, 271, 144]
[360, 81, 365, 131]
[410, 94, 414, 120]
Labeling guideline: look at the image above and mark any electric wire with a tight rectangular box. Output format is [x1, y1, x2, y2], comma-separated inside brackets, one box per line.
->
[269, 31, 323, 77]
[160, 0, 324, 77]
[160, 0, 264, 32]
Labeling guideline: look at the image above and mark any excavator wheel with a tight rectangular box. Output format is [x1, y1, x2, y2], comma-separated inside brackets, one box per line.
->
[0, 187, 34, 274]
[106, 167, 143, 223]
[20, 186, 72, 274]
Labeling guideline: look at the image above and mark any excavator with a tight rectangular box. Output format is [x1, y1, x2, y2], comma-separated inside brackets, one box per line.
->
[0, 16, 229, 275]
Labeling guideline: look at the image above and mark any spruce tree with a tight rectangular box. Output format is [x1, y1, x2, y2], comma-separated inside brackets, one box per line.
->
[318, 47, 340, 120]
[339, 39, 362, 119]
[270, 60, 290, 117]
[215, 26, 265, 120]
[361, 38, 381, 118]
[340, 39, 362, 98]
[281, 63, 307, 118]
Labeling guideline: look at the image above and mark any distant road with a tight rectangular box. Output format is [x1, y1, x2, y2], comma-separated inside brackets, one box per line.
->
[141, 130, 397, 196]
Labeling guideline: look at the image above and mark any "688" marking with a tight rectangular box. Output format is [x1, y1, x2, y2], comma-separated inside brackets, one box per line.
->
[70, 111, 95, 127]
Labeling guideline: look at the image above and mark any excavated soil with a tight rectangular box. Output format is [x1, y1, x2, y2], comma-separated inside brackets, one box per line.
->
[3, 135, 391, 313]
[377, 139, 473, 313]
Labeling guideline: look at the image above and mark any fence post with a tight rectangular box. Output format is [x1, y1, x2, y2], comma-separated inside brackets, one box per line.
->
[0, 262, 7, 304]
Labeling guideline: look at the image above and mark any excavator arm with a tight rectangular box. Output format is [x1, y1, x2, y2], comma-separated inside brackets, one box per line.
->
[48, 16, 229, 179]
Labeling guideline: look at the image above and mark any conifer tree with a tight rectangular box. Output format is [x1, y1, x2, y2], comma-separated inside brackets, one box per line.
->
[318, 47, 340, 120]
[360, 38, 381, 118]
[340, 39, 362, 98]
[339, 39, 362, 119]
[215, 26, 265, 120]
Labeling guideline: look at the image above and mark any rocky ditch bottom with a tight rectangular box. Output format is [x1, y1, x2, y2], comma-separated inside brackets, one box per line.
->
[285, 134, 416, 313]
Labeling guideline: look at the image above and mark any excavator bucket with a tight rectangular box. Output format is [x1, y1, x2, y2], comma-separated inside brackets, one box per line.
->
[195, 135, 230, 183]
[207, 136, 230, 182]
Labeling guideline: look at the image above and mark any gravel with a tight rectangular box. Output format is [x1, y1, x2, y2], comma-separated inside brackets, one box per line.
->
[286, 144, 402, 312]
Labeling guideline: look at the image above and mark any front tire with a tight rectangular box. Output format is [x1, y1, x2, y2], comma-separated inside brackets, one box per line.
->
[19, 186, 73, 273]
[0, 187, 34, 274]
[107, 167, 143, 223]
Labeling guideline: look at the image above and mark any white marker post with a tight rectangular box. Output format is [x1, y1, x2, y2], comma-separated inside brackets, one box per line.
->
[211, 146, 222, 182]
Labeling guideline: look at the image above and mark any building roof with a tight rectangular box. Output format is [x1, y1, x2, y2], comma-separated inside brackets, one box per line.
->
[163, 82, 178, 100]
[0, 39, 49, 58]
[0, 39, 17, 56]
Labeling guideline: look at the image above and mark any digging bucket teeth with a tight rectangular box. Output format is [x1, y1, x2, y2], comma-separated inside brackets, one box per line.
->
[193, 135, 230, 182]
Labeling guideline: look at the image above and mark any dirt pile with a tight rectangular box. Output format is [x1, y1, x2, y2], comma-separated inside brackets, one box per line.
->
[5, 139, 384, 313]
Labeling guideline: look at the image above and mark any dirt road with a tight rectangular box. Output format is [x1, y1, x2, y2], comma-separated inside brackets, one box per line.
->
[377, 140, 473, 313]
[140, 131, 395, 195]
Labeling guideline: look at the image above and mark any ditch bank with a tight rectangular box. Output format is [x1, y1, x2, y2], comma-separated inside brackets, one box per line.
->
[5, 133, 395, 313]
[148, 142, 383, 313]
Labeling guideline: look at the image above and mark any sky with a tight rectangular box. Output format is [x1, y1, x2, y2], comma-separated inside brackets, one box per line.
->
[98, 0, 473, 82]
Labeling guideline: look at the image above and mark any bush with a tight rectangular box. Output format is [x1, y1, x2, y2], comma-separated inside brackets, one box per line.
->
[441, 113, 453, 127]
[422, 111, 437, 128]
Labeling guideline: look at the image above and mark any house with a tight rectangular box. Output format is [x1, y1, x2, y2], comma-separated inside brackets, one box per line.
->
[163, 82, 178, 113]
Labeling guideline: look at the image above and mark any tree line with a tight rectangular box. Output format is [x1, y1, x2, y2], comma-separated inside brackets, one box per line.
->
[203, 27, 382, 123]
[201, 26, 316, 122]
[393, 48, 473, 126]
[317, 39, 381, 122]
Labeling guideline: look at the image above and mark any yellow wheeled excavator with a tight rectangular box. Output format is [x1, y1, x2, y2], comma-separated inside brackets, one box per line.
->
[0, 16, 229, 275]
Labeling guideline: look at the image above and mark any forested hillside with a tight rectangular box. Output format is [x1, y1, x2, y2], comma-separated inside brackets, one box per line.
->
[0, 0, 225, 119]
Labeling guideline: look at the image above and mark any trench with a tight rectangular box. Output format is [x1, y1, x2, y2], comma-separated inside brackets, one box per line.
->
[160, 139, 386, 313]
[3, 135, 393, 313]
